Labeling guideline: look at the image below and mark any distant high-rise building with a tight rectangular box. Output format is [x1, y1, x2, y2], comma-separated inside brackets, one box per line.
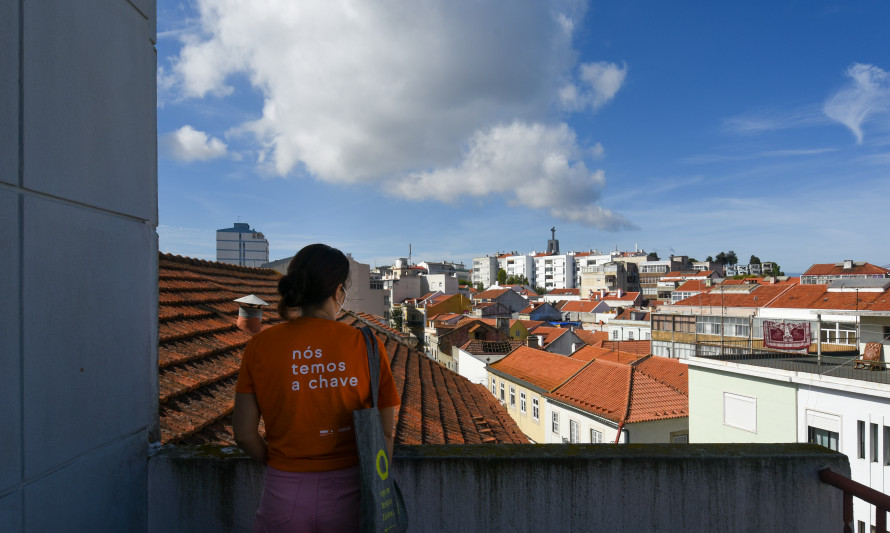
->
[216, 222, 269, 267]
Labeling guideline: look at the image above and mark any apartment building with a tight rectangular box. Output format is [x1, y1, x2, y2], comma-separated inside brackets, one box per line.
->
[534, 253, 576, 291]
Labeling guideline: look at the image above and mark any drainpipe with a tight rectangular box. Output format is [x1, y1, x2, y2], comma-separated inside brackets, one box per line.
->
[614, 421, 625, 444]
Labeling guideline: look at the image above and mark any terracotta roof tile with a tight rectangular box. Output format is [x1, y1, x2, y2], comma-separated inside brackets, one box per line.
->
[157, 253, 527, 446]
[547, 357, 687, 424]
[488, 346, 587, 391]
[570, 345, 645, 364]
[573, 329, 609, 346]
[803, 262, 889, 276]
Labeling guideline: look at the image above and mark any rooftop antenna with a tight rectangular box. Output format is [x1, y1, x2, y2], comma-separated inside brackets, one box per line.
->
[409, 243, 412, 265]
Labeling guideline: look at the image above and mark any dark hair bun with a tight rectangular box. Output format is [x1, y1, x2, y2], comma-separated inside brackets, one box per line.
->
[277, 243, 349, 319]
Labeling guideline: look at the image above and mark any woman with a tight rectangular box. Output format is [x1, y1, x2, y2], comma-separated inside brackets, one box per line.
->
[234, 243, 400, 532]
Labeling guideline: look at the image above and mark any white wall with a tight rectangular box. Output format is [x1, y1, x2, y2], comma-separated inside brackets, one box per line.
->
[2, 1, 158, 531]
[456, 349, 488, 385]
[546, 402, 622, 444]
[798, 383, 890, 531]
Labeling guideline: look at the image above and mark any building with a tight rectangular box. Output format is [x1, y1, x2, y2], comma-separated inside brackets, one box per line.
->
[801, 260, 890, 285]
[503, 253, 536, 285]
[534, 253, 576, 291]
[546, 355, 688, 444]
[216, 222, 269, 267]
[686, 346, 890, 531]
[487, 347, 587, 443]
[472, 255, 499, 287]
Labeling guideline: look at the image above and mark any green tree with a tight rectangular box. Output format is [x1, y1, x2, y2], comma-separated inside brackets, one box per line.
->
[726, 250, 738, 265]
[749, 255, 761, 264]
[389, 308, 403, 330]
[534, 286, 547, 295]
[715, 251, 727, 264]
[647, 252, 659, 260]
[497, 268, 507, 285]
[768, 263, 785, 277]
[705, 255, 714, 262]
[474, 282, 484, 291]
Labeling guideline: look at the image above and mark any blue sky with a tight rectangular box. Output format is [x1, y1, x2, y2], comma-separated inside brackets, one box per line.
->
[156, 1, 890, 274]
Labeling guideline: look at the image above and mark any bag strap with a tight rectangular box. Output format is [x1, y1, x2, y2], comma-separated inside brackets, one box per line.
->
[360, 327, 380, 408]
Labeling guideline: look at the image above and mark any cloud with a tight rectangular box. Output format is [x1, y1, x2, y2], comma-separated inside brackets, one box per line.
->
[722, 105, 826, 135]
[388, 122, 634, 230]
[824, 63, 890, 144]
[560, 61, 628, 111]
[160, 125, 228, 162]
[165, 0, 633, 229]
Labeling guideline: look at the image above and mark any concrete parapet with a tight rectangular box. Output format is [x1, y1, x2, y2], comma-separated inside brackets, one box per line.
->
[149, 443, 849, 533]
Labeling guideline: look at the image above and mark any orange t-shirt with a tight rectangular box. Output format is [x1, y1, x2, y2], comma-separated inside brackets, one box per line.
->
[236, 318, 400, 472]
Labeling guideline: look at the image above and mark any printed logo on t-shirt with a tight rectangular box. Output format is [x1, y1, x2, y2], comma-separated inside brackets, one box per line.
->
[290, 346, 359, 391]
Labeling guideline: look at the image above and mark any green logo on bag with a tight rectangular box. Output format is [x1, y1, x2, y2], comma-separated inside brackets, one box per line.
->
[376, 449, 389, 480]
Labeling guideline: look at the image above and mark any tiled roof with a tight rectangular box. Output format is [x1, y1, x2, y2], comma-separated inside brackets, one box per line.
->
[595, 291, 641, 302]
[613, 309, 650, 322]
[547, 357, 688, 424]
[570, 345, 645, 364]
[474, 288, 510, 300]
[489, 346, 587, 391]
[635, 356, 688, 395]
[528, 326, 570, 346]
[158, 253, 284, 445]
[573, 329, 609, 346]
[158, 253, 527, 446]
[548, 288, 581, 295]
[764, 285, 890, 311]
[674, 280, 711, 292]
[672, 283, 796, 308]
[803, 262, 889, 276]
[519, 320, 546, 332]
[600, 340, 651, 355]
[460, 339, 525, 356]
[561, 300, 603, 313]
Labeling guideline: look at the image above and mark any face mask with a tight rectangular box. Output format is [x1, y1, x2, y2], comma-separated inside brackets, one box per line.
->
[337, 289, 348, 314]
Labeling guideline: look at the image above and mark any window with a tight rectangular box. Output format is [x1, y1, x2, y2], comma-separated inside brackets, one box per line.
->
[519, 392, 526, 413]
[671, 431, 689, 444]
[723, 392, 756, 432]
[612, 330, 619, 340]
[808, 426, 839, 451]
[858, 420, 866, 459]
[627, 331, 634, 340]
[885, 426, 890, 466]
[500, 382, 505, 402]
[872, 423, 879, 463]
[532, 398, 539, 420]
[821, 322, 856, 345]
[552, 412, 559, 433]
[490, 377, 496, 395]
[569, 420, 579, 443]
[509, 387, 516, 407]
[590, 429, 603, 443]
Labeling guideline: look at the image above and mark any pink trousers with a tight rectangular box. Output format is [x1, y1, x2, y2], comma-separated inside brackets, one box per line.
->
[254, 465, 360, 533]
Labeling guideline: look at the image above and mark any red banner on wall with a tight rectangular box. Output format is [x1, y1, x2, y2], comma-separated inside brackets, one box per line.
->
[763, 321, 811, 351]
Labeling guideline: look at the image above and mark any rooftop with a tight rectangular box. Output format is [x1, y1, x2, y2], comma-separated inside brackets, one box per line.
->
[158, 253, 527, 446]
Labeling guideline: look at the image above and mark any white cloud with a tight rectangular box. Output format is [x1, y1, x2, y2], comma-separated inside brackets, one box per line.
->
[722, 105, 826, 135]
[160, 125, 228, 162]
[560, 61, 628, 111]
[824, 63, 890, 144]
[167, 0, 631, 227]
[389, 122, 634, 230]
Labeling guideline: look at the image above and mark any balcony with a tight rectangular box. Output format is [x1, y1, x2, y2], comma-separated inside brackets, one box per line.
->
[149, 443, 848, 532]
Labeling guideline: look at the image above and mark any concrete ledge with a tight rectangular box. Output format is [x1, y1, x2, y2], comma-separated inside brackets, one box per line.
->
[149, 443, 849, 533]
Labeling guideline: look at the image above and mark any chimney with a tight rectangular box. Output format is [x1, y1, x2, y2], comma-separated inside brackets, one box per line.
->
[600, 288, 606, 299]
[537, 335, 545, 348]
[234, 294, 269, 335]
[617, 289, 624, 298]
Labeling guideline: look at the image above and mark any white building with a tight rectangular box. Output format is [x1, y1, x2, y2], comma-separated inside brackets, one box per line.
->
[216, 222, 269, 268]
[572, 251, 616, 288]
[534, 253, 575, 291]
[472, 256, 499, 287]
[504, 254, 536, 285]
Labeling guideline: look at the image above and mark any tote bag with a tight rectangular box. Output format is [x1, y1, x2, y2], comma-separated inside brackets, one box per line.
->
[354, 327, 409, 533]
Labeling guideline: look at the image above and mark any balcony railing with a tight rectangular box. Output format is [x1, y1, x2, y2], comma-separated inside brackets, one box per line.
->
[693, 348, 890, 385]
[820, 468, 890, 533]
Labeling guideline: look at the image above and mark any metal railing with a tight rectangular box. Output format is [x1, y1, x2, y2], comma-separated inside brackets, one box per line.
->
[820, 468, 890, 533]
[693, 347, 890, 385]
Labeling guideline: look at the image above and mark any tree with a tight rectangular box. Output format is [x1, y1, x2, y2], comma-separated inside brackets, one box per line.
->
[534, 286, 547, 295]
[768, 263, 785, 277]
[726, 250, 738, 266]
[715, 252, 727, 264]
[474, 282, 484, 291]
[497, 268, 507, 285]
[749, 255, 761, 265]
[705, 255, 714, 262]
[687, 257, 698, 263]
[389, 308, 403, 330]
[647, 252, 660, 261]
